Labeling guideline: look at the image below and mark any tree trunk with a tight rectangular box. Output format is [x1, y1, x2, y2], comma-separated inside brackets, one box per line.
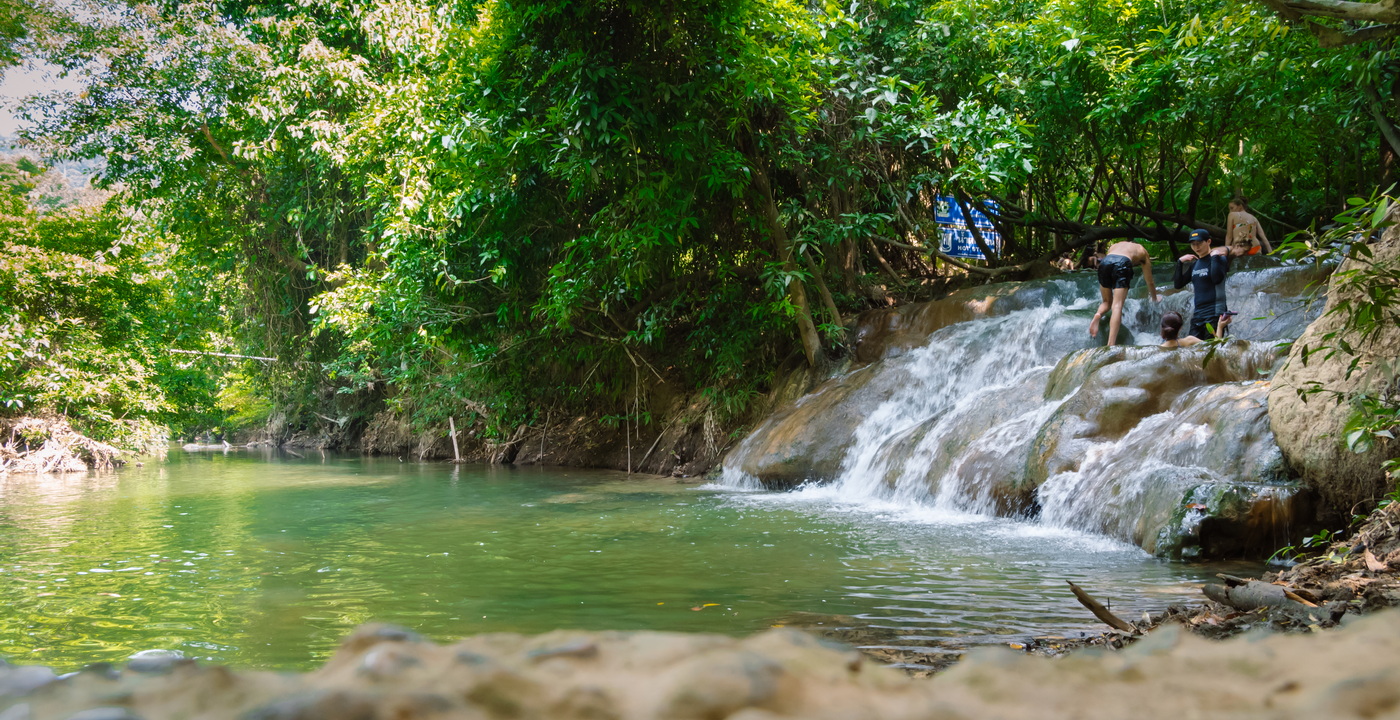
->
[752, 163, 822, 366]
[802, 251, 843, 329]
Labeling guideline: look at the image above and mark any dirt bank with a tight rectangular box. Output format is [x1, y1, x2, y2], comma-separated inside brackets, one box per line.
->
[340, 355, 834, 478]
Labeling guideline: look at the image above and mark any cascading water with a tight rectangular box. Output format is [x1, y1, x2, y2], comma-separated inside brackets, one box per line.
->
[718, 259, 1327, 557]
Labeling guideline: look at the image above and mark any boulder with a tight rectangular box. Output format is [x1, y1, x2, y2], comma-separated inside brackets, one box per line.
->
[1030, 347, 1305, 557]
[729, 365, 892, 487]
[1269, 222, 1400, 513]
[1030, 346, 1277, 486]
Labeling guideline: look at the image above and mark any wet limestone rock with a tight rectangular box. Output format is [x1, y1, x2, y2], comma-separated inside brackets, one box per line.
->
[1029, 346, 1305, 557]
[1031, 345, 1278, 485]
[1269, 224, 1400, 513]
[729, 366, 890, 487]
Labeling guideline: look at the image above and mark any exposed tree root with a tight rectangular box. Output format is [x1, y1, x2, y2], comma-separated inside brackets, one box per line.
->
[0, 417, 123, 474]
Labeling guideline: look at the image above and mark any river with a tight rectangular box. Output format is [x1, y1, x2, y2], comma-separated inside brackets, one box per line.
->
[0, 451, 1258, 671]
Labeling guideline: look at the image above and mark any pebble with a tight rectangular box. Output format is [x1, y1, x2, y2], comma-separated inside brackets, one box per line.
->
[0, 665, 57, 698]
[337, 624, 424, 655]
[125, 655, 190, 675]
[362, 626, 422, 644]
[76, 664, 121, 682]
[357, 646, 421, 679]
[454, 650, 491, 666]
[656, 650, 783, 719]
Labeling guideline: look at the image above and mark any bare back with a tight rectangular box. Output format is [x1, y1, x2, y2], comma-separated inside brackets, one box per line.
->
[1227, 210, 1259, 249]
[1104, 241, 1149, 265]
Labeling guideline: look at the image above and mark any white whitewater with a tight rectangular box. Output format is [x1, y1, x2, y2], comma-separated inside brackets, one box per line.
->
[717, 262, 1322, 554]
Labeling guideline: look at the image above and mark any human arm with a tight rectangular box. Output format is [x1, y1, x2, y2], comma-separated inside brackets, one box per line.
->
[1255, 221, 1272, 253]
[1141, 257, 1159, 301]
[1174, 256, 1194, 289]
[1207, 251, 1229, 284]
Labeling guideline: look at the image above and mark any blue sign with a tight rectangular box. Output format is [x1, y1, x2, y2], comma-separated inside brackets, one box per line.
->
[934, 195, 1001, 260]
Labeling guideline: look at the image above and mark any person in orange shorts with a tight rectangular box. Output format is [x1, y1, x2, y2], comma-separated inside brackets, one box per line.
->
[1225, 197, 1271, 257]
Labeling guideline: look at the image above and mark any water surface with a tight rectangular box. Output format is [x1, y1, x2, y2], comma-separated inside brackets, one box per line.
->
[0, 452, 1253, 671]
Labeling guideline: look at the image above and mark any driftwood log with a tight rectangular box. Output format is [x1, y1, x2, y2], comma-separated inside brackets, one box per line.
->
[1202, 574, 1346, 626]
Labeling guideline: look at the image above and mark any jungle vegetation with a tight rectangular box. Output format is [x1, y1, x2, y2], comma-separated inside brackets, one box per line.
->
[2, 0, 1396, 448]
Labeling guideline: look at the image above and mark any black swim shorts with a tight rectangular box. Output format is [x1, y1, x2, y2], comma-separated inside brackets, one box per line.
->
[1189, 312, 1215, 340]
[1097, 254, 1134, 289]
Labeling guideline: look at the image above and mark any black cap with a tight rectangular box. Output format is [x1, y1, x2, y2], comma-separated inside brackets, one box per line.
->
[1189, 229, 1211, 243]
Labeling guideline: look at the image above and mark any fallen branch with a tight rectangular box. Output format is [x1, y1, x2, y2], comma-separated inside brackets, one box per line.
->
[1202, 574, 1346, 625]
[1067, 580, 1137, 634]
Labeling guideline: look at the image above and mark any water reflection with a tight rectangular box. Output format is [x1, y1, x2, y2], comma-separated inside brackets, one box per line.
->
[0, 454, 1254, 671]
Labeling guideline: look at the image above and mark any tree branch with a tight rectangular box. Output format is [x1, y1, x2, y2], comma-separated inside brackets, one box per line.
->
[1364, 81, 1400, 157]
[1252, 0, 1400, 24]
[200, 122, 234, 166]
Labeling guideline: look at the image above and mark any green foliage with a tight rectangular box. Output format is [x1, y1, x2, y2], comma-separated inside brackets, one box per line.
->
[216, 371, 275, 435]
[1268, 527, 1346, 565]
[10, 0, 1394, 445]
[0, 190, 225, 448]
[0, 157, 42, 195]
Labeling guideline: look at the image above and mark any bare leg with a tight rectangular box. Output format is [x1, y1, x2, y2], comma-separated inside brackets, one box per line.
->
[1106, 287, 1129, 346]
[1089, 286, 1112, 338]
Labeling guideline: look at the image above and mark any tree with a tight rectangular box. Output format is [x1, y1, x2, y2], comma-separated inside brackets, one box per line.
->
[13, 0, 1390, 444]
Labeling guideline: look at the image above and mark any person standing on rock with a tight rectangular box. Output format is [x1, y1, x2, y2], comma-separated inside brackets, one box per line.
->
[1089, 241, 1160, 346]
[1225, 197, 1272, 257]
[1174, 229, 1231, 340]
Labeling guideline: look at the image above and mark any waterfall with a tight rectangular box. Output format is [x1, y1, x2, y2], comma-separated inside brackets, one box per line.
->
[718, 260, 1326, 557]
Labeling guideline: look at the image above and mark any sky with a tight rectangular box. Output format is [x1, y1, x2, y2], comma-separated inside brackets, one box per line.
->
[0, 62, 84, 137]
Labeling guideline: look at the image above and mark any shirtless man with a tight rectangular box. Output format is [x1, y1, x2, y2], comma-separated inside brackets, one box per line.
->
[1225, 198, 1272, 257]
[1088, 241, 1159, 346]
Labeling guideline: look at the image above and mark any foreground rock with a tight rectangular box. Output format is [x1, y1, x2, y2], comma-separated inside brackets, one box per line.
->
[1269, 216, 1400, 513]
[6, 609, 1400, 719]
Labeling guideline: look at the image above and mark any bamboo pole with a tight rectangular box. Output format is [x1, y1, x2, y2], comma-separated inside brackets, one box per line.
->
[448, 416, 461, 463]
[168, 349, 278, 362]
[540, 410, 550, 464]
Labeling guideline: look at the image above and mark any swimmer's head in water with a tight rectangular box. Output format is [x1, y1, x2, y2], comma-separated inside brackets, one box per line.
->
[1161, 311, 1184, 341]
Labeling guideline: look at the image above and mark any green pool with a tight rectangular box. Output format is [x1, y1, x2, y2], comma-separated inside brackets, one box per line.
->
[0, 452, 1251, 671]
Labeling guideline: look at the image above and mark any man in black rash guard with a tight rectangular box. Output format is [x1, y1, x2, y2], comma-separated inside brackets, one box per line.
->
[1174, 228, 1231, 340]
